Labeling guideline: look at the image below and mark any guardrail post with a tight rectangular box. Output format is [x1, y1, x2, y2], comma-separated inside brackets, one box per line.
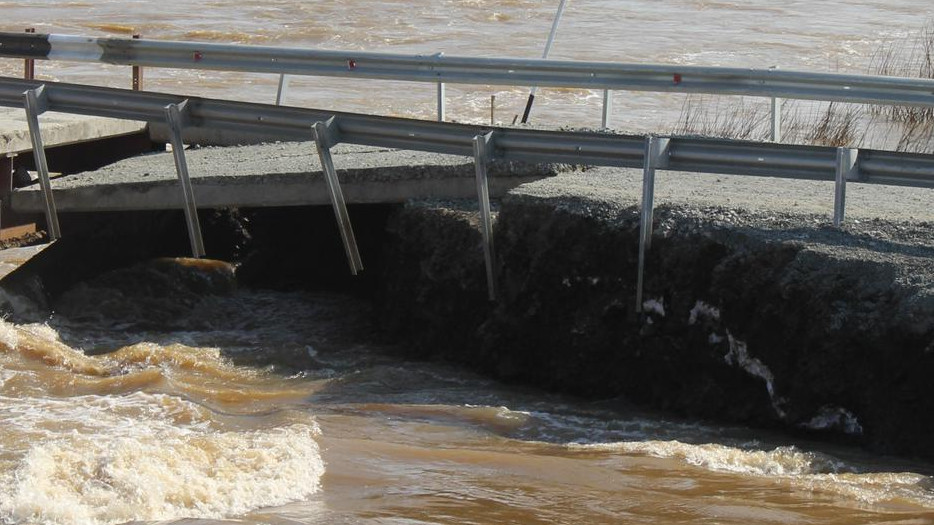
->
[769, 66, 781, 142]
[164, 100, 206, 257]
[437, 82, 446, 122]
[131, 34, 143, 90]
[23, 28, 35, 80]
[312, 118, 363, 275]
[834, 147, 859, 227]
[602, 89, 613, 129]
[635, 136, 669, 313]
[473, 131, 497, 301]
[771, 97, 782, 142]
[276, 74, 290, 106]
[23, 85, 61, 240]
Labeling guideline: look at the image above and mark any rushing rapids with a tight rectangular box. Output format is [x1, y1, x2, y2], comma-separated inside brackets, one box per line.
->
[0, 258, 931, 524]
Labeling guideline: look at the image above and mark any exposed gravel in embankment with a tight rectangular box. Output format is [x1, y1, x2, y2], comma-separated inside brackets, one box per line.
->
[513, 166, 934, 285]
[377, 165, 934, 461]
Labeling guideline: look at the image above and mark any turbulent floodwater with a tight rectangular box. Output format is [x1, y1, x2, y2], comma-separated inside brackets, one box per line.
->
[2, 1, 934, 523]
[1, 258, 934, 525]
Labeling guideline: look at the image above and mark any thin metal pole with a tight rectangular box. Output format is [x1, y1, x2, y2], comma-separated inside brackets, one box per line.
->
[312, 119, 363, 274]
[769, 66, 781, 142]
[490, 95, 496, 125]
[771, 97, 782, 142]
[276, 74, 290, 106]
[164, 101, 206, 257]
[539, 0, 568, 65]
[23, 86, 61, 240]
[834, 147, 858, 227]
[437, 82, 446, 122]
[24, 28, 35, 80]
[132, 34, 143, 90]
[473, 132, 497, 301]
[520, 0, 568, 124]
[602, 89, 613, 129]
[636, 136, 667, 313]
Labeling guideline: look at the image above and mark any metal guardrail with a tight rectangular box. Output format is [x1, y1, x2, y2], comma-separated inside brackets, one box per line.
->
[1, 76, 933, 304]
[4, 76, 932, 186]
[3, 31, 934, 130]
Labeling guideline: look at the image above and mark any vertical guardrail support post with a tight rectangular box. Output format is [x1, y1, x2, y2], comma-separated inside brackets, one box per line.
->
[602, 89, 613, 129]
[131, 34, 143, 90]
[437, 82, 446, 122]
[23, 28, 35, 80]
[312, 118, 363, 275]
[771, 97, 782, 142]
[834, 147, 859, 227]
[635, 136, 670, 313]
[769, 66, 781, 142]
[164, 100, 206, 257]
[473, 131, 497, 301]
[23, 85, 61, 240]
[276, 74, 290, 106]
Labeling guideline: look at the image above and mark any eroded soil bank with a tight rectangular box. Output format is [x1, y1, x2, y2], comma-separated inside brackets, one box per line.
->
[376, 182, 934, 461]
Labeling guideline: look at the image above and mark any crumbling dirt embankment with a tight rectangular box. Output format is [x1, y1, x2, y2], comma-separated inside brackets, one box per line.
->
[376, 169, 934, 461]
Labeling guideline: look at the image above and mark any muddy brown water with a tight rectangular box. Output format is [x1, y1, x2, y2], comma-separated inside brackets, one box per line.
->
[0, 258, 932, 524]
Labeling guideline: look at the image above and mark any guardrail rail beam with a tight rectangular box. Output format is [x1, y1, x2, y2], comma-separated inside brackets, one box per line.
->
[4, 32, 934, 112]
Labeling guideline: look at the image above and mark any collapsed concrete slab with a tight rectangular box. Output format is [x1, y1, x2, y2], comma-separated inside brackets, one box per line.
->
[0, 108, 146, 156]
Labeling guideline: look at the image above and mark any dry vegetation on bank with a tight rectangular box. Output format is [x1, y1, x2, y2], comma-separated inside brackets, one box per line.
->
[673, 21, 934, 152]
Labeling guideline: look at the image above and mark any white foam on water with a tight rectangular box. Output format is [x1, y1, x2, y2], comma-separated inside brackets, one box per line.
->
[0, 315, 326, 525]
[571, 440, 934, 508]
[0, 320, 20, 350]
[575, 441, 848, 476]
[0, 390, 324, 525]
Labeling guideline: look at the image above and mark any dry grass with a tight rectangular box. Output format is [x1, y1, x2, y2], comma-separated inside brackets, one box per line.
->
[784, 102, 862, 147]
[673, 98, 861, 148]
[674, 96, 769, 140]
[868, 21, 934, 126]
[674, 21, 934, 153]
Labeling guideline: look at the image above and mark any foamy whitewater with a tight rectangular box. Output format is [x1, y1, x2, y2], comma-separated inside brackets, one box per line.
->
[0, 321, 324, 524]
[2, 0, 934, 522]
[1, 273, 933, 523]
